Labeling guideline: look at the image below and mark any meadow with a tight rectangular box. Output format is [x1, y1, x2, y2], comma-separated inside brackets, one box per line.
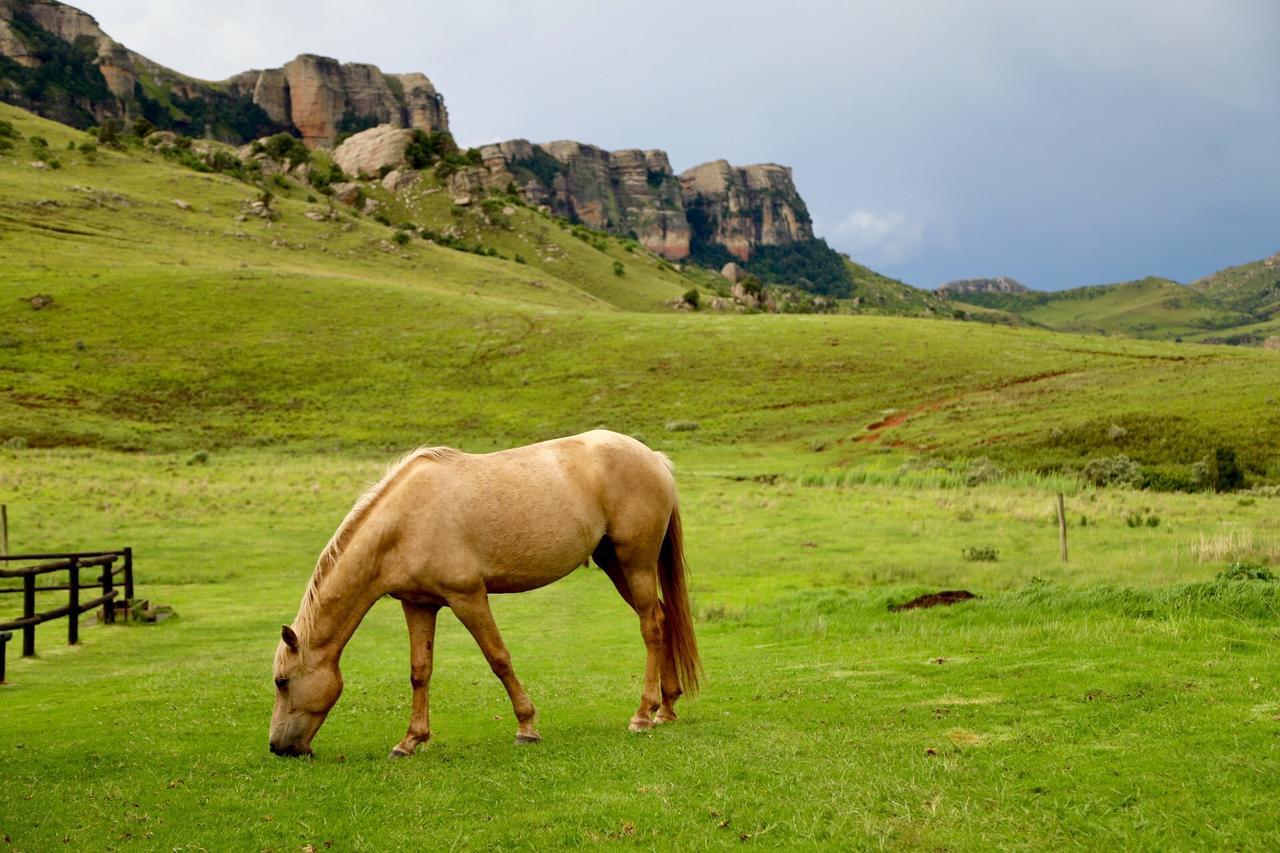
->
[2, 102, 1279, 849]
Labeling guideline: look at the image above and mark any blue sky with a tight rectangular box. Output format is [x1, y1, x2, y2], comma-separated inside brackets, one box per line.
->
[80, 0, 1280, 289]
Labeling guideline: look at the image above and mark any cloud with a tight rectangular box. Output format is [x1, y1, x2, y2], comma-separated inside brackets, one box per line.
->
[831, 209, 927, 267]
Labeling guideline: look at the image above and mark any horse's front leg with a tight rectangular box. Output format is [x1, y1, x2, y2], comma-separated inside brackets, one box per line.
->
[450, 591, 541, 744]
[391, 601, 439, 757]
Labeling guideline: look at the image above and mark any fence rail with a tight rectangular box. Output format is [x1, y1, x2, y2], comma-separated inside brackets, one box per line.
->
[0, 548, 132, 683]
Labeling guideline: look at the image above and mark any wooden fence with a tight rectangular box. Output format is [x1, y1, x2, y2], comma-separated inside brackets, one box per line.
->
[0, 548, 133, 683]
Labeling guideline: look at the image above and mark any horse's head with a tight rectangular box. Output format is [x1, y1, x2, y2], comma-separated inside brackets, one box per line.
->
[269, 624, 343, 757]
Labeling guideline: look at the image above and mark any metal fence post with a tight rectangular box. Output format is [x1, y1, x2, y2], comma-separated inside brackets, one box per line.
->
[22, 573, 35, 656]
[68, 558, 80, 645]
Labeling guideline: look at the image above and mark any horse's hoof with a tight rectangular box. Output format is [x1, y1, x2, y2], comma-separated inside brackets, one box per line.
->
[655, 712, 677, 724]
[389, 745, 417, 759]
[514, 732, 542, 745]
[629, 718, 654, 733]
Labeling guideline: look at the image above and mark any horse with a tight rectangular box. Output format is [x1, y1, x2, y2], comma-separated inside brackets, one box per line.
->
[269, 429, 701, 757]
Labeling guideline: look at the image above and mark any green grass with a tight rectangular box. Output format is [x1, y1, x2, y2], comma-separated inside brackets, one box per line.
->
[2, 450, 1279, 849]
[2, 100, 1280, 849]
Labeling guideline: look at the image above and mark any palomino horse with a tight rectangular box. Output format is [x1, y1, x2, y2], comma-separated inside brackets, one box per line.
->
[269, 430, 701, 757]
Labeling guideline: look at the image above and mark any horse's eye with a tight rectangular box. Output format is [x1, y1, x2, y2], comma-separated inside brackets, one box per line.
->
[275, 677, 288, 690]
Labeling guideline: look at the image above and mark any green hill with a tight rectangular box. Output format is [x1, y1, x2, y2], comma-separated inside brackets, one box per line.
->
[948, 275, 1260, 341]
[3, 102, 1279, 487]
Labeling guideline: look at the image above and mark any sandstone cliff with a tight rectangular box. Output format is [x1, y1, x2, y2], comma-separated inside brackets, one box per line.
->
[0, 0, 448, 145]
[463, 139, 691, 259]
[679, 160, 814, 262]
[451, 142, 814, 262]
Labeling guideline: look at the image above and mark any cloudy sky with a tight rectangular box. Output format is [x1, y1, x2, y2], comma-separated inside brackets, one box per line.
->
[78, 0, 1279, 289]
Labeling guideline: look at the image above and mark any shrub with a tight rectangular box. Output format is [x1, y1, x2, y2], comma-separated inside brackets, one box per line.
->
[77, 141, 97, 155]
[262, 132, 310, 167]
[392, 231, 410, 246]
[1216, 562, 1275, 582]
[964, 457, 1003, 487]
[0, 119, 18, 139]
[1193, 446, 1245, 492]
[612, 260, 626, 278]
[962, 546, 999, 562]
[373, 212, 392, 226]
[1082, 454, 1143, 488]
[514, 253, 527, 264]
[683, 288, 700, 309]
[96, 118, 122, 148]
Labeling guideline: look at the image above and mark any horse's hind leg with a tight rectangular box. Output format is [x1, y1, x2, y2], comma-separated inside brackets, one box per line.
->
[450, 591, 541, 744]
[597, 543, 681, 725]
[391, 601, 439, 758]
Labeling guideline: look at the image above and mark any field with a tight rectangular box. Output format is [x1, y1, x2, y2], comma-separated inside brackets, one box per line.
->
[2, 101, 1280, 849]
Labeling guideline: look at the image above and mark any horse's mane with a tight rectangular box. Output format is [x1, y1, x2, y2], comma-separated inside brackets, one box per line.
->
[293, 446, 459, 649]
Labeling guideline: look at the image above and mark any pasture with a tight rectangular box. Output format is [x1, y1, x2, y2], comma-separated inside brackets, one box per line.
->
[2, 100, 1279, 849]
[2, 449, 1279, 849]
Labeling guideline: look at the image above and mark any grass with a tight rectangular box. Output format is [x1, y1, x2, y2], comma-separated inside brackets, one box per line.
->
[1, 100, 1279, 848]
[2, 450, 1279, 849]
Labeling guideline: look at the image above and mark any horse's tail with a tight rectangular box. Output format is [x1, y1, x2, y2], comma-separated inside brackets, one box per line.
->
[659, 505, 702, 695]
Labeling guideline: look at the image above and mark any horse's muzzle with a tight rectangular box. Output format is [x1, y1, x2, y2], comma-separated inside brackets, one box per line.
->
[269, 741, 313, 757]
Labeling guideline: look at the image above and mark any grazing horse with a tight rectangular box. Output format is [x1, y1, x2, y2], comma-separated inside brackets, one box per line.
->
[269, 430, 701, 757]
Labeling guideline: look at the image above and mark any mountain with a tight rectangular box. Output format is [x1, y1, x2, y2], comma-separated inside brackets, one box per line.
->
[936, 276, 1031, 296]
[0, 0, 448, 144]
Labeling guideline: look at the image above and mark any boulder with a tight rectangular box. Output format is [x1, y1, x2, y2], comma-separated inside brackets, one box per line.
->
[332, 125, 414, 178]
[720, 261, 746, 283]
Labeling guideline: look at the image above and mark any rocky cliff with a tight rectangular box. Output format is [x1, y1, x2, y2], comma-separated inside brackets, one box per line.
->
[452, 140, 812, 262]
[679, 160, 814, 262]
[0, 0, 447, 145]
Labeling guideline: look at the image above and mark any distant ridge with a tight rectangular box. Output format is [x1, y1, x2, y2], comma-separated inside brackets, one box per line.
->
[936, 276, 1032, 296]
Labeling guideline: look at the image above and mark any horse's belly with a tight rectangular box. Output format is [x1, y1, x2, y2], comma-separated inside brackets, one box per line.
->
[479, 530, 596, 593]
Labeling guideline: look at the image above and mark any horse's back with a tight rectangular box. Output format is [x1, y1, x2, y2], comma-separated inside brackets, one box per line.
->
[388, 431, 674, 592]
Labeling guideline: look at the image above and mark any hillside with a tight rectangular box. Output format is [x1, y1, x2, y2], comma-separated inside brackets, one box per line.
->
[945, 274, 1264, 341]
[3, 102, 1280, 489]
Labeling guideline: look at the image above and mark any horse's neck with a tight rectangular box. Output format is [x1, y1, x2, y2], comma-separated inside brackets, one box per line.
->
[295, 548, 384, 663]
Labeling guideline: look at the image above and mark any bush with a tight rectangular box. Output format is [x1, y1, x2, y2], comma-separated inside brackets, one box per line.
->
[964, 457, 1003, 487]
[612, 260, 625, 278]
[514, 253, 527, 264]
[0, 119, 18, 139]
[77, 141, 97, 155]
[962, 546, 999, 562]
[1193, 446, 1245, 492]
[392, 231, 410, 246]
[683, 288, 700, 309]
[1082, 454, 1143, 488]
[1216, 562, 1275, 582]
[262, 132, 310, 167]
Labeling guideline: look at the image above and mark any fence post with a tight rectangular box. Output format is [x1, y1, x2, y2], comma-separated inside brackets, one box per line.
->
[101, 561, 115, 625]
[22, 572, 35, 656]
[123, 547, 134, 604]
[0, 503, 8, 556]
[0, 631, 10, 683]
[1056, 492, 1069, 563]
[68, 558, 80, 645]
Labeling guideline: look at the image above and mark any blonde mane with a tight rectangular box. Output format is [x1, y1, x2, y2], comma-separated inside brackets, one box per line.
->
[292, 446, 459, 649]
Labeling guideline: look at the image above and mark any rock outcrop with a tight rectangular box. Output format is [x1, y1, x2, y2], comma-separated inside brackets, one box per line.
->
[467, 139, 691, 259]
[0, 0, 448, 145]
[936, 277, 1032, 296]
[679, 161, 814, 261]
[449, 141, 814, 262]
[331, 124, 415, 177]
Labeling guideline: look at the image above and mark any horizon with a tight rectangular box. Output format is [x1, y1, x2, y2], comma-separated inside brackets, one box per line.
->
[60, 0, 1280, 290]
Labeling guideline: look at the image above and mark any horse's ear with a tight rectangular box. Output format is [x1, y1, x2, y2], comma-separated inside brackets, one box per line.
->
[281, 625, 299, 652]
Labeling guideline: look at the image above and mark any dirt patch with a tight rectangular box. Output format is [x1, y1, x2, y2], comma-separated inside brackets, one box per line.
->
[891, 590, 977, 612]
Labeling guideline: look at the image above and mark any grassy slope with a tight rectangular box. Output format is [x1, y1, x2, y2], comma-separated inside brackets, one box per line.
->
[2, 102, 1280, 849]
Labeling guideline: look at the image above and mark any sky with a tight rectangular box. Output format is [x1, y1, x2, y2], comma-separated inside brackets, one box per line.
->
[76, 0, 1280, 290]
